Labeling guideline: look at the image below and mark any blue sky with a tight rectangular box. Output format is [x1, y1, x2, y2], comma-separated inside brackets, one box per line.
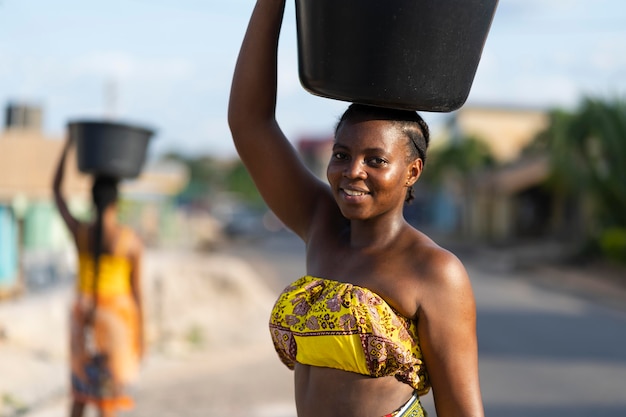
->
[1, 0, 625, 159]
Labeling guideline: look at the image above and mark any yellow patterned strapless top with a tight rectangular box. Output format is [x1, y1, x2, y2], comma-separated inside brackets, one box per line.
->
[77, 253, 132, 297]
[269, 275, 430, 394]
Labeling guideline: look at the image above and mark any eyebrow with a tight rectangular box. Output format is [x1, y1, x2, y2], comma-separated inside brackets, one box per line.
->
[332, 143, 389, 153]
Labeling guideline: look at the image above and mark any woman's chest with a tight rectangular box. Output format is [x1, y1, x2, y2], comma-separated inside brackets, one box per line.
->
[305, 242, 421, 318]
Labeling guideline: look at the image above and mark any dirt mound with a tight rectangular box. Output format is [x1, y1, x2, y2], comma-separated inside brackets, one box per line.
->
[143, 249, 277, 355]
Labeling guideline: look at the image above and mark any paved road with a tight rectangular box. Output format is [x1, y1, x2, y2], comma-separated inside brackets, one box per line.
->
[470, 263, 626, 416]
[23, 231, 626, 417]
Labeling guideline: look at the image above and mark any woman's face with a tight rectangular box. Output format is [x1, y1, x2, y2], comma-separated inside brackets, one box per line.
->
[327, 118, 422, 221]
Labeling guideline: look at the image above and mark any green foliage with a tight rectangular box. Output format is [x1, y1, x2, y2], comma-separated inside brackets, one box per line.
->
[422, 135, 496, 183]
[160, 152, 227, 202]
[160, 152, 265, 208]
[599, 227, 626, 264]
[224, 160, 265, 207]
[541, 96, 626, 230]
[186, 324, 205, 348]
[531, 96, 626, 264]
[1, 393, 28, 415]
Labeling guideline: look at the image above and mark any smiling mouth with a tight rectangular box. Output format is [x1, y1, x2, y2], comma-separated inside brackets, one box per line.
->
[342, 188, 369, 197]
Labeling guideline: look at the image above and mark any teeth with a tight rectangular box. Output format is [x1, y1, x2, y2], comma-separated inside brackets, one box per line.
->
[344, 189, 366, 196]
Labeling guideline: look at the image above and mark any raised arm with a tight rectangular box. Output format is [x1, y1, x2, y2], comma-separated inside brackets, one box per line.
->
[228, 0, 330, 239]
[52, 136, 80, 238]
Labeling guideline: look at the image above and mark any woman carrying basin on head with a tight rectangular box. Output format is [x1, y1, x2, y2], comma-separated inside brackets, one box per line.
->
[53, 137, 145, 417]
[228, 1, 484, 416]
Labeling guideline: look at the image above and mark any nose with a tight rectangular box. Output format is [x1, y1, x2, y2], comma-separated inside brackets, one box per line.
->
[343, 160, 366, 180]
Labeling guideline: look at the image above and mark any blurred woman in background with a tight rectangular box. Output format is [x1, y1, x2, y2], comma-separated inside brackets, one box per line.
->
[53, 137, 144, 417]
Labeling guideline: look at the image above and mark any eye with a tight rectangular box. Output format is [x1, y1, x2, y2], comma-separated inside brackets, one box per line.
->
[332, 151, 348, 161]
[367, 157, 388, 167]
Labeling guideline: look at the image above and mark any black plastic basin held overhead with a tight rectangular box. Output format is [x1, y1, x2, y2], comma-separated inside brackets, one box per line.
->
[295, 0, 499, 112]
[68, 120, 155, 180]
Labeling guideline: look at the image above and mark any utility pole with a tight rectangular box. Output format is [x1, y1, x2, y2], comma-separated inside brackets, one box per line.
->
[104, 78, 118, 120]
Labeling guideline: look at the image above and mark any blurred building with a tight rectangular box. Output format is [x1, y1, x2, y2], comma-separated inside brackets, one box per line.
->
[442, 105, 554, 242]
[0, 103, 188, 297]
[448, 105, 549, 163]
[5, 102, 43, 132]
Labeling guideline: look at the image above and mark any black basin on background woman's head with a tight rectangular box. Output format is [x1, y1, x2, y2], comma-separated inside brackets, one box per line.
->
[69, 120, 155, 179]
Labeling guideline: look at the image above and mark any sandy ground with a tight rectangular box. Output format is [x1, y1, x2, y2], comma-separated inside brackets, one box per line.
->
[0, 246, 295, 417]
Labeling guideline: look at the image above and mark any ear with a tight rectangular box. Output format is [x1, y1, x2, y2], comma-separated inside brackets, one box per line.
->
[405, 158, 423, 187]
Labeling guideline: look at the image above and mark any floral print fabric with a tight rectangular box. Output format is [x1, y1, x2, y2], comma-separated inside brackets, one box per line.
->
[269, 275, 430, 394]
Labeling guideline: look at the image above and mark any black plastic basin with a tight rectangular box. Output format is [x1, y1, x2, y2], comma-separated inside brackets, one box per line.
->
[69, 120, 155, 179]
[295, 0, 499, 112]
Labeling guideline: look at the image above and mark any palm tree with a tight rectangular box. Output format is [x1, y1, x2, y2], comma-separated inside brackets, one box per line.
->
[539, 96, 626, 260]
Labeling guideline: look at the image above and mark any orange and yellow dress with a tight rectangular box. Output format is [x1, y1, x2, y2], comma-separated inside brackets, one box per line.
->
[70, 226, 141, 411]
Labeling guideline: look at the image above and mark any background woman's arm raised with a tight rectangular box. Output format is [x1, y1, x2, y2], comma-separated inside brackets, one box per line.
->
[52, 136, 80, 239]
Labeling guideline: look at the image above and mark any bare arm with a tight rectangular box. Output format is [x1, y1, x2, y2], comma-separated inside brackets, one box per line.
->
[418, 251, 484, 417]
[52, 136, 80, 238]
[228, 0, 330, 239]
[129, 233, 145, 359]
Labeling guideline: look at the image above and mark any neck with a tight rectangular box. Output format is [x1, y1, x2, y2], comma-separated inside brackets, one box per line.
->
[347, 216, 409, 251]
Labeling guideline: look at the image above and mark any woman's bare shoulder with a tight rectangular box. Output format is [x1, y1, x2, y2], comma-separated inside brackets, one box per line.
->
[119, 226, 143, 258]
[409, 232, 472, 299]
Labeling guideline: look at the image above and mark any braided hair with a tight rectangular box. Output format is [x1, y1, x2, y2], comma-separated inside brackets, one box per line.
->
[90, 176, 119, 297]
